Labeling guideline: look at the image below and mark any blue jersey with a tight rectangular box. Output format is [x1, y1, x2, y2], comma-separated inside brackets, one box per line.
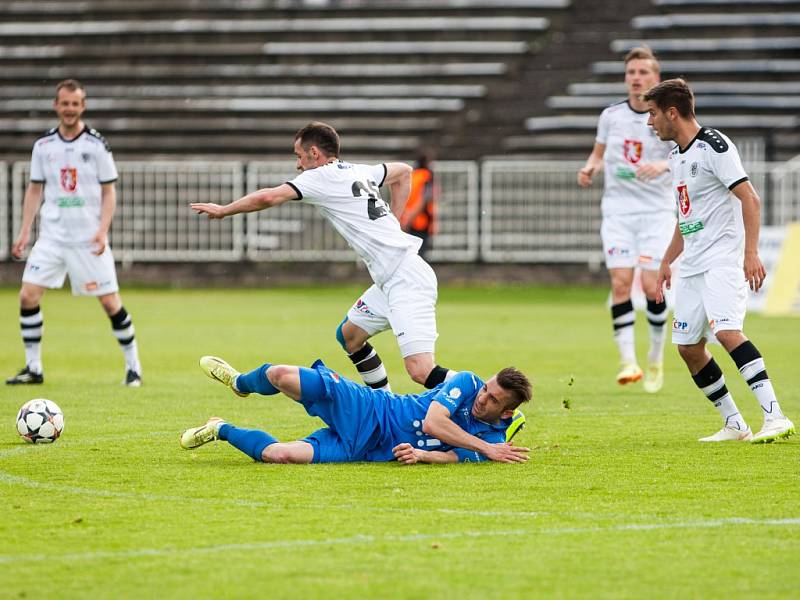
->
[300, 361, 510, 463]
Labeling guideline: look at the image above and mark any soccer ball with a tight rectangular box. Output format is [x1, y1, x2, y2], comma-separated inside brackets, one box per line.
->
[16, 399, 64, 444]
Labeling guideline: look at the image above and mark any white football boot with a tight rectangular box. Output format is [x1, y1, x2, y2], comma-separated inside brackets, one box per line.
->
[751, 418, 795, 444]
[642, 362, 664, 394]
[616, 363, 643, 385]
[698, 425, 753, 442]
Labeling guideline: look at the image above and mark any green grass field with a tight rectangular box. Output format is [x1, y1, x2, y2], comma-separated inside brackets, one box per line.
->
[0, 285, 797, 599]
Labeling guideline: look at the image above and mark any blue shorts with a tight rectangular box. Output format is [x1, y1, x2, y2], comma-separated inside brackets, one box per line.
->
[299, 360, 390, 463]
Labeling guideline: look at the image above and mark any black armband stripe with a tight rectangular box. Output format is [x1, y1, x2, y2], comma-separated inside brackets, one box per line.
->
[379, 164, 387, 187]
[285, 181, 302, 200]
[728, 177, 748, 191]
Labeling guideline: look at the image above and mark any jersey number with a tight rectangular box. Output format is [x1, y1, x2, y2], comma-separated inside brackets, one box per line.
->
[352, 180, 389, 221]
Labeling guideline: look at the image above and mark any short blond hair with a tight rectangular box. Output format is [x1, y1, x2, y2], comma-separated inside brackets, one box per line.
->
[624, 46, 660, 74]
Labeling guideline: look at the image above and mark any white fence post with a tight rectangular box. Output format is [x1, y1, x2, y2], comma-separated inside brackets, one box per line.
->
[0, 162, 7, 260]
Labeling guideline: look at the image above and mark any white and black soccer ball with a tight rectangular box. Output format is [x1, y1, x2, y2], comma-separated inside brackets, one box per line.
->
[16, 399, 64, 444]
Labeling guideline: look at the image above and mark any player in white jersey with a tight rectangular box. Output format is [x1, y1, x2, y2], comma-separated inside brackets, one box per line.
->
[6, 79, 142, 387]
[191, 122, 460, 395]
[645, 78, 794, 443]
[578, 47, 676, 393]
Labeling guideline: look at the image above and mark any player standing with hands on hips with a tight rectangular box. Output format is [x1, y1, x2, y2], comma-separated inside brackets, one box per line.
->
[6, 79, 142, 387]
[645, 78, 793, 443]
[578, 47, 675, 393]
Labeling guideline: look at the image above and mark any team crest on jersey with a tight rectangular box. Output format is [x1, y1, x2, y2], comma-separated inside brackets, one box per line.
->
[82, 153, 91, 163]
[623, 139, 643, 164]
[690, 162, 698, 177]
[677, 184, 691, 216]
[60, 167, 78, 192]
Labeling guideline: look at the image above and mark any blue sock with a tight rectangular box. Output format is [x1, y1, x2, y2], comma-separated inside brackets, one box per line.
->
[218, 424, 277, 462]
[235, 363, 278, 395]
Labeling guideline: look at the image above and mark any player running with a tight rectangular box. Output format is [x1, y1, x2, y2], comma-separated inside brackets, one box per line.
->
[578, 47, 676, 393]
[646, 78, 794, 443]
[180, 355, 530, 464]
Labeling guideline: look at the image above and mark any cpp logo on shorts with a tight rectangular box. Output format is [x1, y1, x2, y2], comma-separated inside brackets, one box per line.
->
[672, 319, 688, 331]
[607, 247, 630, 256]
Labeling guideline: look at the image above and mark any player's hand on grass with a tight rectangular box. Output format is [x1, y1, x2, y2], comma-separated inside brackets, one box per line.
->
[191, 202, 227, 219]
[577, 166, 595, 188]
[485, 442, 529, 463]
[91, 230, 107, 256]
[655, 263, 671, 304]
[393, 443, 422, 465]
[744, 252, 766, 292]
[11, 230, 30, 259]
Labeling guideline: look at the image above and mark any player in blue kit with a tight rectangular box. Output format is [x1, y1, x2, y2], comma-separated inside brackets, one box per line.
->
[180, 356, 531, 464]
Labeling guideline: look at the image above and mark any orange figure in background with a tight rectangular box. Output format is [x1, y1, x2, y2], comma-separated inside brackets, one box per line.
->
[400, 153, 437, 258]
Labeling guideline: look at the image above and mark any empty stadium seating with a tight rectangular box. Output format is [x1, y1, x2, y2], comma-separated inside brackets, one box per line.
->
[0, 0, 568, 161]
[506, 0, 800, 161]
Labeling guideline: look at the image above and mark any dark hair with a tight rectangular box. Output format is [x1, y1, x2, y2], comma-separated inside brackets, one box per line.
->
[294, 121, 340, 157]
[624, 46, 660, 73]
[496, 367, 533, 409]
[55, 78, 85, 99]
[643, 78, 695, 118]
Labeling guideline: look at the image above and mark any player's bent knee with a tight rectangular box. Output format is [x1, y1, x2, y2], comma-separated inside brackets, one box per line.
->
[266, 365, 293, 389]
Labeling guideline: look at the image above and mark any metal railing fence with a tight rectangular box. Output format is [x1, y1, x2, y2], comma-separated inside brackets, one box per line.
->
[4, 159, 800, 264]
[11, 161, 245, 262]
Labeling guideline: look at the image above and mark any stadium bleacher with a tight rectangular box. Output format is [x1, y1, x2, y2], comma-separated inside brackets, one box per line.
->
[0, 0, 568, 161]
[505, 0, 800, 161]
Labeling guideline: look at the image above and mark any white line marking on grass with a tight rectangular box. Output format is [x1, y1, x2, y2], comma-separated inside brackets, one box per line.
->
[0, 518, 798, 565]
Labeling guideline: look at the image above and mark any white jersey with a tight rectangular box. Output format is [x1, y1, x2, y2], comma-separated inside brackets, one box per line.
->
[30, 126, 118, 246]
[667, 127, 749, 277]
[287, 161, 422, 285]
[596, 100, 674, 216]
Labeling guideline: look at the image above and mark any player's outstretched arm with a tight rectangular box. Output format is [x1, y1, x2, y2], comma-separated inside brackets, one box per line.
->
[190, 183, 298, 219]
[12, 183, 43, 259]
[732, 180, 766, 292]
[422, 403, 529, 463]
[393, 443, 458, 465]
[577, 143, 605, 188]
[384, 162, 412, 219]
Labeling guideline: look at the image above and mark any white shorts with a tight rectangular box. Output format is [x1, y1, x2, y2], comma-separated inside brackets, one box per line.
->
[671, 265, 748, 345]
[602, 211, 675, 270]
[346, 253, 438, 357]
[23, 238, 119, 297]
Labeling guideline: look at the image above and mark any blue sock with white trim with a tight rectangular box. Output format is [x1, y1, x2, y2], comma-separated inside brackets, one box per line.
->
[218, 424, 277, 461]
[234, 363, 278, 395]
